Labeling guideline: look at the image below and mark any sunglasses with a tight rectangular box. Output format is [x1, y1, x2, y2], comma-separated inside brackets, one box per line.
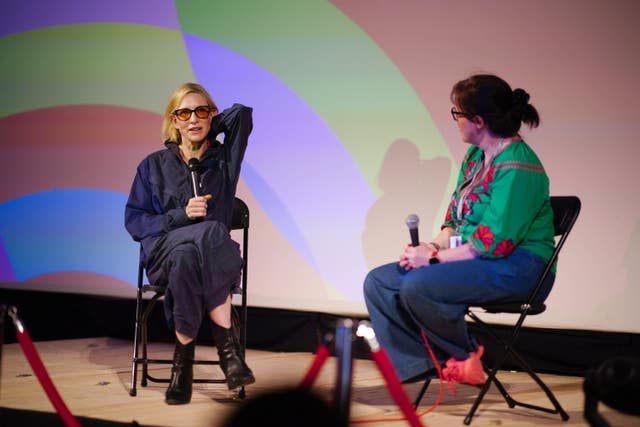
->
[173, 105, 215, 121]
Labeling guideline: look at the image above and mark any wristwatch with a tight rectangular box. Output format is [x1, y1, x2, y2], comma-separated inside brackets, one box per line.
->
[428, 250, 440, 265]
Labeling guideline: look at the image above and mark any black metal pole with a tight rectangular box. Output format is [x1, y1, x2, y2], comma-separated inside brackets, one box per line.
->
[0, 304, 6, 399]
[333, 318, 353, 425]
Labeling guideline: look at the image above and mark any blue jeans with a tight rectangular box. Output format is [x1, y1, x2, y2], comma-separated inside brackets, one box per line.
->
[363, 248, 554, 381]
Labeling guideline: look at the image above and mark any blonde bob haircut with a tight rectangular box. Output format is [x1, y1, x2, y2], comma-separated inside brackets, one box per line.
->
[161, 82, 218, 144]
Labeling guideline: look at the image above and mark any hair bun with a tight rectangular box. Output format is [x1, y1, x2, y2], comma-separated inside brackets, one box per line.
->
[513, 88, 530, 107]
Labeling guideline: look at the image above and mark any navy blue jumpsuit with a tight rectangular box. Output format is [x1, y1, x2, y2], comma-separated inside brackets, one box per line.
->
[125, 104, 252, 338]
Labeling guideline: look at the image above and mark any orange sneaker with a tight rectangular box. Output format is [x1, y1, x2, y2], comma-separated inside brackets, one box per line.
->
[442, 345, 486, 386]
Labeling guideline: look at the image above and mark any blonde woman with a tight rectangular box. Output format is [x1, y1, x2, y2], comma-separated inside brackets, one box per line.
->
[125, 83, 254, 404]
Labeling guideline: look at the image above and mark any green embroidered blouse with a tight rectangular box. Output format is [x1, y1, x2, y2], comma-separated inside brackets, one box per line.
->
[442, 140, 555, 262]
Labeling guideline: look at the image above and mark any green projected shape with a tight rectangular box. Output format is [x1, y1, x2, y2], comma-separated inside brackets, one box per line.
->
[176, 1, 455, 197]
[0, 23, 194, 118]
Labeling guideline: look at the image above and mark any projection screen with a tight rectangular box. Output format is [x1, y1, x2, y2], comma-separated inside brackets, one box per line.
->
[1, 0, 639, 334]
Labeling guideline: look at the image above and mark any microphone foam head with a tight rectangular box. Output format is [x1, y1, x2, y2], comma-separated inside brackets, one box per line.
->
[188, 157, 200, 171]
[406, 214, 419, 228]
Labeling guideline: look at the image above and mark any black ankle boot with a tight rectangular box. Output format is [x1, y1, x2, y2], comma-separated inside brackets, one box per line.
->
[165, 340, 195, 405]
[213, 325, 255, 390]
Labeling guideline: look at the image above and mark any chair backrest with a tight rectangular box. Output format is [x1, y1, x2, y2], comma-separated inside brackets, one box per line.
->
[521, 195, 581, 309]
[481, 195, 581, 314]
[231, 197, 250, 230]
[550, 196, 581, 238]
[547, 195, 581, 268]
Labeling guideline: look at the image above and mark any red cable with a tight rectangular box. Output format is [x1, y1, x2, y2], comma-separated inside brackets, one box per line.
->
[416, 330, 447, 415]
[352, 329, 448, 425]
[15, 325, 82, 427]
[299, 344, 331, 390]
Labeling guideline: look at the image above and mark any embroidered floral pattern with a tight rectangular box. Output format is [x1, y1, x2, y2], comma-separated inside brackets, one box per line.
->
[493, 239, 515, 256]
[464, 160, 477, 180]
[445, 195, 458, 227]
[479, 166, 495, 193]
[463, 166, 495, 218]
[462, 200, 471, 215]
[445, 206, 452, 223]
[473, 225, 494, 251]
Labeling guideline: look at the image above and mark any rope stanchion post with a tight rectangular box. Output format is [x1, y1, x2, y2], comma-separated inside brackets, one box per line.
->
[334, 319, 354, 426]
[7, 306, 82, 427]
[357, 321, 426, 427]
[298, 319, 427, 427]
[0, 304, 6, 399]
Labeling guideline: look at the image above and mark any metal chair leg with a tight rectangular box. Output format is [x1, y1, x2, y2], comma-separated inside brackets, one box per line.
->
[413, 379, 432, 409]
[129, 287, 143, 396]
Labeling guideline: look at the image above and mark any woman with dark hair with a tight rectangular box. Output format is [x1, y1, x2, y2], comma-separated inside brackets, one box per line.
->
[364, 74, 555, 385]
[125, 82, 255, 404]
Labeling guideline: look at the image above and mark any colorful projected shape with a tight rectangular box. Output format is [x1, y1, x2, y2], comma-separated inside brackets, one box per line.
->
[0, 189, 137, 284]
[0, 1, 454, 304]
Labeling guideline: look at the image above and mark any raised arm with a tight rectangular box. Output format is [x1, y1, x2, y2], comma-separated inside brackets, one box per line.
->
[209, 103, 253, 188]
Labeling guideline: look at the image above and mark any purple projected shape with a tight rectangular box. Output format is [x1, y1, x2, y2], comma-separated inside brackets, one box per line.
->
[185, 33, 374, 299]
[0, 236, 16, 282]
[1, 1, 180, 37]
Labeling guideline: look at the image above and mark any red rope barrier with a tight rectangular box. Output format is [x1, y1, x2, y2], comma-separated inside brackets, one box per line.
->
[299, 322, 436, 426]
[352, 322, 427, 427]
[10, 308, 82, 427]
[369, 347, 425, 427]
[299, 343, 331, 390]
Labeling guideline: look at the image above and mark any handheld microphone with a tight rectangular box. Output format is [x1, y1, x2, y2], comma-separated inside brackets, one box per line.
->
[405, 214, 420, 247]
[188, 158, 200, 197]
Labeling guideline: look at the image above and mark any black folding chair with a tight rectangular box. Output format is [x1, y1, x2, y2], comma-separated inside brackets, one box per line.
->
[129, 197, 250, 398]
[414, 195, 581, 425]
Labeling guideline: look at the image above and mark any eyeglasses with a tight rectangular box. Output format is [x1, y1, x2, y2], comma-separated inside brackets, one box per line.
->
[451, 107, 474, 121]
[173, 105, 215, 121]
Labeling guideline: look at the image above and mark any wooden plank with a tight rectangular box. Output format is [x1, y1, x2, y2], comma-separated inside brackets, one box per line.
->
[0, 338, 636, 426]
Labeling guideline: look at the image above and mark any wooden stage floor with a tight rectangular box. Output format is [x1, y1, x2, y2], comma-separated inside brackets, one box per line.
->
[0, 337, 636, 427]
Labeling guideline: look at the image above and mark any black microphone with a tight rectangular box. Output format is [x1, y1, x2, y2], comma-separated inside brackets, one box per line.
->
[406, 214, 420, 247]
[188, 158, 200, 197]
